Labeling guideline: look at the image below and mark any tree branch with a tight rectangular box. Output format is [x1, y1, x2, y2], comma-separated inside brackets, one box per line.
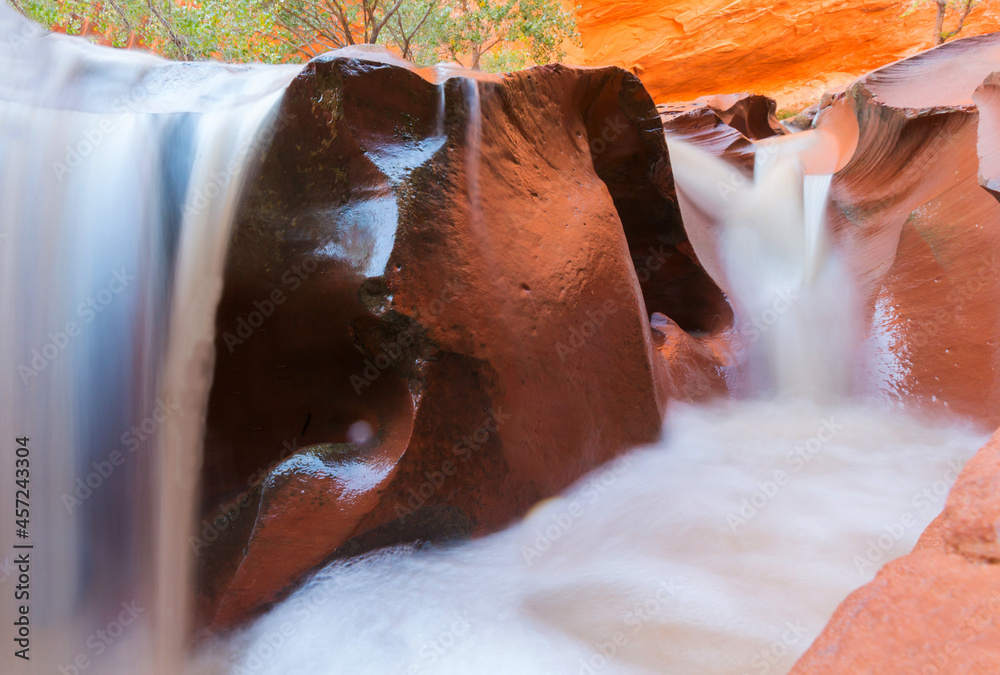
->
[7, 0, 28, 18]
[145, 0, 193, 59]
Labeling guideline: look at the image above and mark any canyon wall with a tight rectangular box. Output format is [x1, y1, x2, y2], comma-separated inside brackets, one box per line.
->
[574, 0, 1000, 109]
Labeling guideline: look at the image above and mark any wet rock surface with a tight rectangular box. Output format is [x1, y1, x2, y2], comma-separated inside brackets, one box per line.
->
[830, 33, 1000, 426]
[196, 52, 730, 630]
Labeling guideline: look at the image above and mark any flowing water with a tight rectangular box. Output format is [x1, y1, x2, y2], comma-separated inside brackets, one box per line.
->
[193, 402, 983, 675]
[0, 6, 298, 673]
[0, 7, 989, 675]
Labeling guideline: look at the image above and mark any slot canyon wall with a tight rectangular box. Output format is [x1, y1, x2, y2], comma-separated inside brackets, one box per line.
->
[571, 0, 1000, 109]
[196, 52, 732, 630]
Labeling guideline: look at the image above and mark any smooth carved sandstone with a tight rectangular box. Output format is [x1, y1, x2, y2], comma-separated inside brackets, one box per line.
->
[195, 51, 730, 629]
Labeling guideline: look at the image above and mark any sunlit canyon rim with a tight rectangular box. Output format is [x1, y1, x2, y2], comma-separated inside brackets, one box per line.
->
[2, 2, 1000, 674]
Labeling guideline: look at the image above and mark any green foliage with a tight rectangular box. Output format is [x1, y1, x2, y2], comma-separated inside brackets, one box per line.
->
[18, 0, 579, 71]
[20, 0, 296, 62]
[435, 0, 580, 70]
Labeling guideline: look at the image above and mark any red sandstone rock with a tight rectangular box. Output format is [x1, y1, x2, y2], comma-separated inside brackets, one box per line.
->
[827, 33, 1000, 427]
[196, 51, 730, 630]
[790, 431, 1000, 675]
[572, 0, 1000, 109]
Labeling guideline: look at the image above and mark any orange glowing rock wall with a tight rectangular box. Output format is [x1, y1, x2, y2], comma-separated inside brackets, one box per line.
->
[572, 0, 1000, 109]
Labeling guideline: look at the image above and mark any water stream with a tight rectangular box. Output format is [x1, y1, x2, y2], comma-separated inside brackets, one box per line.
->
[0, 6, 298, 673]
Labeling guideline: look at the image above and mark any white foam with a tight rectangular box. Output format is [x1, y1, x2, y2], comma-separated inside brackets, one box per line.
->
[194, 399, 986, 675]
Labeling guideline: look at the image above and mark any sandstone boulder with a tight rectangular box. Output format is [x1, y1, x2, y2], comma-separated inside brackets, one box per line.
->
[196, 51, 730, 630]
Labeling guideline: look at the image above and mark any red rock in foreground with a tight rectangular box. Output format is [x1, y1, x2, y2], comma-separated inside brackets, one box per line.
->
[790, 430, 1000, 675]
[195, 52, 730, 630]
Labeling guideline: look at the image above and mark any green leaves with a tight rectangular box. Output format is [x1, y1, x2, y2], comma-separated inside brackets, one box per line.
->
[20, 0, 580, 70]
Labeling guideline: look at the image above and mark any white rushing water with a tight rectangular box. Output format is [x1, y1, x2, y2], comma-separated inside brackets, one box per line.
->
[193, 109, 987, 674]
[0, 5, 299, 673]
[195, 401, 984, 675]
[667, 138, 860, 398]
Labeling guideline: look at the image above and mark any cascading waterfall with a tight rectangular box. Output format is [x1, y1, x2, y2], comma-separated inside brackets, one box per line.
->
[0, 6, 298, 673]
[667, 138, 859, 399]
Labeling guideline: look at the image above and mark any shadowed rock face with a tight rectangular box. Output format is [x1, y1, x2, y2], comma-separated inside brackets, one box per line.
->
[195, 53, 730, 630]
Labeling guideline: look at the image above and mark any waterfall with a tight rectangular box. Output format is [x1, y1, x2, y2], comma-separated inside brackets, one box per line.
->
[0, 7, 299, 673]
[464, 78, 485, 233]
[666, 138, 860, 398]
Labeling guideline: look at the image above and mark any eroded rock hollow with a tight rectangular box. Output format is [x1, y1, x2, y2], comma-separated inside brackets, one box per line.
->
[196, 53, 730, 629]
